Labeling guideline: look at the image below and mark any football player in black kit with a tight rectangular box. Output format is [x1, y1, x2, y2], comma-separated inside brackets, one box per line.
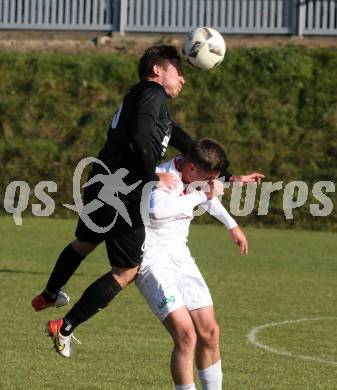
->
[32, 45, 264, 357]
[32, 45, 196, 356]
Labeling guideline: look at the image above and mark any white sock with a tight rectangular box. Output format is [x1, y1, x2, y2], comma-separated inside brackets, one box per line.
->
[175, 384, 197, 390]
[198, 360, 223, 390]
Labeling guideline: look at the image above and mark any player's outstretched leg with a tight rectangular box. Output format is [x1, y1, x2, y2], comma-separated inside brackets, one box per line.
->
[47, 266, 136, 357]
[32, 240, 98, 311]
[189, 306, 222, 390]
[32, 290, 70, 312]
[46, 319, 81, 358]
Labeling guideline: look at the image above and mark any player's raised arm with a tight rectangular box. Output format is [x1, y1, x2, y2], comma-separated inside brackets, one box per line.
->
[229, 172, 265, 184]
[201, 195, 237, 229]
[149, 175, 226, 220]
[201, 188, 248, 255]
[149, 185, 207, 220]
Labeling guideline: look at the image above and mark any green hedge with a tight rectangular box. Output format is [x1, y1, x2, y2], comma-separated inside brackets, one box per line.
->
[0, 49, 336, 230]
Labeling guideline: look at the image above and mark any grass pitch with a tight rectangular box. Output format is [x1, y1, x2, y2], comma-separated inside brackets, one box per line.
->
[0, 216, 336, 389]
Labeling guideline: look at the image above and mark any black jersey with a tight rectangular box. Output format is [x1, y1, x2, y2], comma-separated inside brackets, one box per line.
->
[97, 80, 193, 183]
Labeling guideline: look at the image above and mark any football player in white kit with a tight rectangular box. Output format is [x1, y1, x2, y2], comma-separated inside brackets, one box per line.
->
[136, 138, 262, 390]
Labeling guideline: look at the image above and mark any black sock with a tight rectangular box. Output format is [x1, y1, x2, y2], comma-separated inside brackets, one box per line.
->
[61, 272, 123, 336]
[44, 244, 85, 299]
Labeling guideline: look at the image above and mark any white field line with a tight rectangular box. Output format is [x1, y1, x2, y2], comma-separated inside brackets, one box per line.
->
[247, 317, 337, 366]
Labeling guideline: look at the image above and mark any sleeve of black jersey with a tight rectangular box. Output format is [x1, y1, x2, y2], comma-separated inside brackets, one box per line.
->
[169, 123, 195, 154]
[130, 88, 162, 183]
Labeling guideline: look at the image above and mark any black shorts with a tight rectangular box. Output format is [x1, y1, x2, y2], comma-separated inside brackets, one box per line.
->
[75, 182, 145, 269]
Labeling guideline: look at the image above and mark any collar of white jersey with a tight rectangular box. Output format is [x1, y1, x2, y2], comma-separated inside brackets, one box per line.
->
[173, 155, 188, 195]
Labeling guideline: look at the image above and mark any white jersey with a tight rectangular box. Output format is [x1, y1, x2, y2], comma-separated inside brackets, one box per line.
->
[141, 156, 237, 269]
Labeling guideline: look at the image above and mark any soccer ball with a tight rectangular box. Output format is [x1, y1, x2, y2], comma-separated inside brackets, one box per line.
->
[182, 27, 226, 70]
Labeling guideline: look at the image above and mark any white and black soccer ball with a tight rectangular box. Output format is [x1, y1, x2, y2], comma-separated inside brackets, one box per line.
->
[183, 27, 226, 70]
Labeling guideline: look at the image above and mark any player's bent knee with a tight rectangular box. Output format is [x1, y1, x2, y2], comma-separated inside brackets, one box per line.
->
[111, 265, 139, 288]
[175, 327, 197, 350]
[198, 322, 220, 347]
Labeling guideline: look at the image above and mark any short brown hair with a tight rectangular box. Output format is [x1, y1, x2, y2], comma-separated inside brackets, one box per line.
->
[138, 45, 181, 80]
[186, 138, 229, 173]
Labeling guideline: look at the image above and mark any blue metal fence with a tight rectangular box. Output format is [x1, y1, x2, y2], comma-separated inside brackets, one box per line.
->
[0, 0, 336, 36]
[122, 0, 295, 34]
[0, 0, 118, 30]
[301, 0, 337, 35]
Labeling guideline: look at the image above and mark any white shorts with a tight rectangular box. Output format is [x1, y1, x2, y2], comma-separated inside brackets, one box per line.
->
[135, 253, 213, 322]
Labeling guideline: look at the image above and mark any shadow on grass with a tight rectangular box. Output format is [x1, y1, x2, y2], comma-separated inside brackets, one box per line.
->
[0, 268, 84, 276]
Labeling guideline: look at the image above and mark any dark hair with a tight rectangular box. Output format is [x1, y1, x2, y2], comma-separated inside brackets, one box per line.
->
[186, 138, 230, 173]
[138, 45, 181, 80]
